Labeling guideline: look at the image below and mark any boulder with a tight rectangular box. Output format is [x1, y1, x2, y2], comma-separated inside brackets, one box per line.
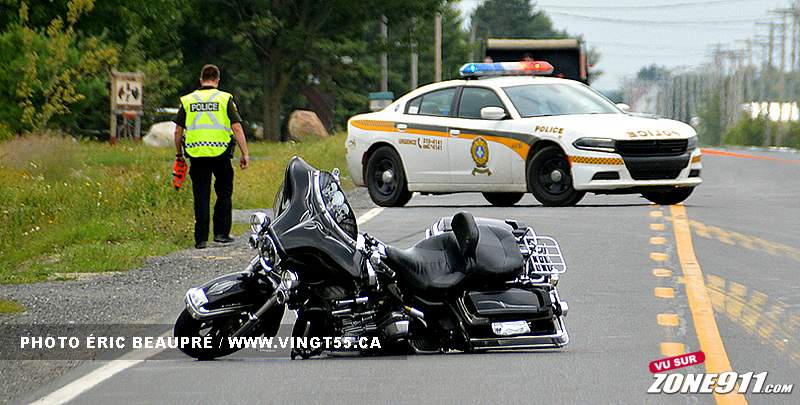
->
[143, 121, 176, 147]
[287, 110, 328, 142]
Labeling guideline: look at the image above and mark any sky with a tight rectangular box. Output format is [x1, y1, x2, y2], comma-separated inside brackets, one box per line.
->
[457, 0, 787, 91]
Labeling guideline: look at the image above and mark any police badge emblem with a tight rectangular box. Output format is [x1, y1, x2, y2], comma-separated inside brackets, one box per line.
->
[471, 137, 492, 175]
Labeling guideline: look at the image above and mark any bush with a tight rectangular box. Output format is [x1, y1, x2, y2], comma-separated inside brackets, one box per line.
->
[722, 117, 800, 149]
[723, 117, 768, 146]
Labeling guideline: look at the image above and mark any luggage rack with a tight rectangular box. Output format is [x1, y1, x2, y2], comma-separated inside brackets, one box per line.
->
[518, 231, 567, 275]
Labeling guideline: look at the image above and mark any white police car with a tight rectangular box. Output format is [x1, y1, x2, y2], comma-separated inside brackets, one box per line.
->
[346, 61, 702, 207]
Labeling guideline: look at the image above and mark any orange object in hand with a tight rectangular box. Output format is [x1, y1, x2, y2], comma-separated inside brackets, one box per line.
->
[172, 159, 188, 190]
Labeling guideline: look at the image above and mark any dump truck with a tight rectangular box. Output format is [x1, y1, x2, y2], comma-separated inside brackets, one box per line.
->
[484, 38, 589, 84]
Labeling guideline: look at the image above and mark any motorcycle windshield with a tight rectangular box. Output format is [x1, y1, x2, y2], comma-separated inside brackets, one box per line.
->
[269, 157, 359, 277]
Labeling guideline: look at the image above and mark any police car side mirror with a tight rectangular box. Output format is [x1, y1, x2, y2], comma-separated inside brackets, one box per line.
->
[616, 103, 631, 113]
[480, 106, 507, 120]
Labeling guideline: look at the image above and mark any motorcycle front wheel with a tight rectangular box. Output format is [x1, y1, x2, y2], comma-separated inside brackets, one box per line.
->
[173, 309, 245, 360]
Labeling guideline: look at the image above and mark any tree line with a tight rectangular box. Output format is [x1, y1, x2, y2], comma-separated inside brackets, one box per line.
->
[0, 0, 583, 142]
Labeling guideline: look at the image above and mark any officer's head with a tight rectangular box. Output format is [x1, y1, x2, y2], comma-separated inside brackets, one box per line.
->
[200, 64, 220, 87]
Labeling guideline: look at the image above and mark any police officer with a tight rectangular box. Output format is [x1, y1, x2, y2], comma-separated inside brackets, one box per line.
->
[173, 64, 249, 249]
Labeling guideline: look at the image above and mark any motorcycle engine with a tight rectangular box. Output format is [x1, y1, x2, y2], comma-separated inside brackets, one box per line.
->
[331, 296, 409, 344]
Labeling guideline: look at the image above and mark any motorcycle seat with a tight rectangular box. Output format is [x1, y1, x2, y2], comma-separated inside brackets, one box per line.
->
[385, 232, 467, 293]
[385, 212, 524, 294]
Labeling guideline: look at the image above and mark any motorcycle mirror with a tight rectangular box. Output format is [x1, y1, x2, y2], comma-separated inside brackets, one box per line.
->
[332, 168, 341, 183]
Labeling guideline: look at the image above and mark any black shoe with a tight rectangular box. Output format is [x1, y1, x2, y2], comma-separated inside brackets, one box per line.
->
[213, 235, 235, 244]
[195, 241, 208, 249]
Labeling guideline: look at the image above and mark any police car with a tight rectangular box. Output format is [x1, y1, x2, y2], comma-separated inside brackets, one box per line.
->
[346, 61, 702, 207]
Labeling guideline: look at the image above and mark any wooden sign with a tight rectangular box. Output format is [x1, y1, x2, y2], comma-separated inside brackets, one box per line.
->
[111, 70, 144, 110]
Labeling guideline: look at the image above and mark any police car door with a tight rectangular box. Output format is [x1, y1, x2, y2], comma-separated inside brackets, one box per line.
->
[447, 86, 515, 186]
[397, 87, 459, 184]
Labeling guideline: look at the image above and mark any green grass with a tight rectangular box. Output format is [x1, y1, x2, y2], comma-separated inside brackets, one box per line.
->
[0, 299, 25, 314]
[0, 133, 349, 283]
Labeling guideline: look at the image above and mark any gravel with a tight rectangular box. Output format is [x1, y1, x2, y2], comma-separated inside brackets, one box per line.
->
[0, 186, 374, 404]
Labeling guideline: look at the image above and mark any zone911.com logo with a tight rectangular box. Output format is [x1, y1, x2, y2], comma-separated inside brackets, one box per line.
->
[647, 351, 793, 395]
[648, 371, 793, 394]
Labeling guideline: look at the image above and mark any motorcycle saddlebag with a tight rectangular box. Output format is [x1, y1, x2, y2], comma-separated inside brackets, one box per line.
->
[466, 288, 553, 319]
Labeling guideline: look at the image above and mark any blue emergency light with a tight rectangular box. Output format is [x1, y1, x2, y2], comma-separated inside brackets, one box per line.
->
[459, 61, 555, 78]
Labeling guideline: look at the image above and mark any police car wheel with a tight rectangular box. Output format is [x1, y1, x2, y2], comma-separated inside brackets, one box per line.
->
[482, 192, 524, 207]
[528, 146, 585, 207]
[641, 187, 694, 206]
[366, 147, 412, 207]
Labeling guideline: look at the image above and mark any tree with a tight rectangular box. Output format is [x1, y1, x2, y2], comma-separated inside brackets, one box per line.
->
[469, 0, 602, 81]
[178, 0, 445, 141]
[0, 0, 186, 137]
[637, 64, 671, 82]
[470, 0, 566, 40]
[388, 4, 471, 94]
[0, 0, 118, 137]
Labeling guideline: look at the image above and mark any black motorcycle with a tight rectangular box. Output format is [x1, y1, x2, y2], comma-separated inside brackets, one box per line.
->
[174, 157, 569, 360]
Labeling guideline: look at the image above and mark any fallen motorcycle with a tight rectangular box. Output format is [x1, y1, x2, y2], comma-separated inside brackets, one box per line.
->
[174, 157, 569, 359]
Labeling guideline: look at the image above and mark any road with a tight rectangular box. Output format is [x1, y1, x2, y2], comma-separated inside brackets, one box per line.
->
[25, 148, 800, 404]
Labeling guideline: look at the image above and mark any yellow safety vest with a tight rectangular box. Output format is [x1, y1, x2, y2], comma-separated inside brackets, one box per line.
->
[180, 89, 233, 158]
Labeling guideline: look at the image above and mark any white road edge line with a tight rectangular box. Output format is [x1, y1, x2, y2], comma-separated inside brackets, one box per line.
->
[34, 207, 386, 405]
[33, 331, 169, 405]
[356, 207, 384, 226]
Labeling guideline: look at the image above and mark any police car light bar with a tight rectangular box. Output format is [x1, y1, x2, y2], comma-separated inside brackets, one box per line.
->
[459, 61, 555, 78]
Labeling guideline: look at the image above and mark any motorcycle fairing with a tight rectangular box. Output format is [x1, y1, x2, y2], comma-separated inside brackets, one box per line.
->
[270, 157, 360, 279]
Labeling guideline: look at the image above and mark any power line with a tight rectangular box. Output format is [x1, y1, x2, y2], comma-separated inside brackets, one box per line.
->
[547, 11, 769, 27]
[590, 41, 712, 51]
[538, 0, 757, 11]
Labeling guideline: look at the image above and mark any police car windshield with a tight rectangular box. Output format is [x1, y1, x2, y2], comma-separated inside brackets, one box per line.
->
[503, 83, 620, 118]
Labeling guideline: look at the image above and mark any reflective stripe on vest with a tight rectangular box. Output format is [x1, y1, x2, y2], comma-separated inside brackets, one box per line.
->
[181, 89, 233, 158]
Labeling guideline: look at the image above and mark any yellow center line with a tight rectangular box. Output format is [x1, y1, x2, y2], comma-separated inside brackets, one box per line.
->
[660, 342, 686, 356]
[650, 252, 668, 262]
[652, 268, 672, 277]
[650, 236, 667, 245]
[657, 313, 680, 327]
[654, 287, 675, 298]
[649, 211, 664, 218]
[670, 205, 747, 405]
[650, 223, 665, 231]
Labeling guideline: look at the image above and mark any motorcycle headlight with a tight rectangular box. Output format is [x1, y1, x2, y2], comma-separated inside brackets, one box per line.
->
[686, 136, 698, 151]
[573, 137, 616, 153]
[258, 234, 280, 270]
[250, 212, 270, 233]
[280, 270, 299, 290]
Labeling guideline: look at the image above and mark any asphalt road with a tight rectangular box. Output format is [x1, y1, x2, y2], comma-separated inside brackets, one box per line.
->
[23, 147, 800, 405]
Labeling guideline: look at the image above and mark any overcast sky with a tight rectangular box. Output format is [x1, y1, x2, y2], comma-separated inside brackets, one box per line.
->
[458, 0, 787, 90]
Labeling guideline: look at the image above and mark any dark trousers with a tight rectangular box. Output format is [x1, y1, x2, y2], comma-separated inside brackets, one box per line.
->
[189, 156, 233, 243]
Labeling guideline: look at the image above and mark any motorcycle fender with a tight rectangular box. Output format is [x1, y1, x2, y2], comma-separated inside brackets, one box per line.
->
[185, 271, 277, 320]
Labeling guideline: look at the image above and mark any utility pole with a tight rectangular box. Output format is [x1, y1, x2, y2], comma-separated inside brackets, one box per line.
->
[766, 22, 775, 145]
[792, 5, 798, 72]
[754, 22, 776, 145]
[778, 14, 787, 140]
[380, 15, 388, 93]
[434, 13, 442, 82]
[410, 18, 418, 89]
[468, 21, 477, 62]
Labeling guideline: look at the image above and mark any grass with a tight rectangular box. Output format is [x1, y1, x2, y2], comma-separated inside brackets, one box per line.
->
[0, 299, 25, 314]
[0, 133, 349, 284]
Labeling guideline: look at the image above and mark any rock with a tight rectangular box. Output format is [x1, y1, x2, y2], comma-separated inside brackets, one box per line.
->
[143, 121, 176, 147]
[287, 110, 328, 142]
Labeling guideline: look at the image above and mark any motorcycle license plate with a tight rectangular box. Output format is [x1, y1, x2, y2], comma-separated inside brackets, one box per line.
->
[491, 320, 531, 336]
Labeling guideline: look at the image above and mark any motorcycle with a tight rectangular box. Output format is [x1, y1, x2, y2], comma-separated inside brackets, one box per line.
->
[174, 157, 569, 360]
